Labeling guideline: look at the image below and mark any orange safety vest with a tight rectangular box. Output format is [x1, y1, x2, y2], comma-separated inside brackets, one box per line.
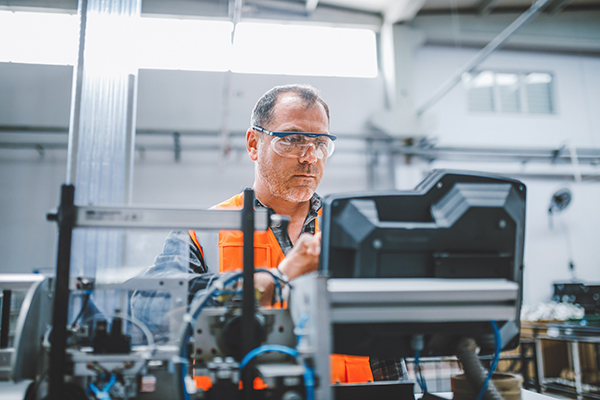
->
[190, 192, 373, 384]
[215, 193, 288, 273]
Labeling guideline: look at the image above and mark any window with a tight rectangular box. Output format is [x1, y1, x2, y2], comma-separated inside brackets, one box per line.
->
[0, 10, 378, 78]
[136, 18, 233, 72]
[462, 70, 554, 114]
[465, 71, 495, 112]
[230, 22, 378, 78]
[0, 10, 78, 65]
[525, 73, 554, 114]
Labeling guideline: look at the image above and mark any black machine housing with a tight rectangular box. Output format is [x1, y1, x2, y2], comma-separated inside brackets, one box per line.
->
[319, 170, 526, 358]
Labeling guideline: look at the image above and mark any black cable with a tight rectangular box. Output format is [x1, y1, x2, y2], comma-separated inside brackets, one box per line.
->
[70, 291, 91, 329]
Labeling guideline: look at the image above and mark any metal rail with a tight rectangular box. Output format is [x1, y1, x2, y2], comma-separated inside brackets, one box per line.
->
[4, 127, 600, 165]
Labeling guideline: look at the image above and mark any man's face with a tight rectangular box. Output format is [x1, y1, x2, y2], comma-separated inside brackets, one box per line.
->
[252, 94, 329, 203]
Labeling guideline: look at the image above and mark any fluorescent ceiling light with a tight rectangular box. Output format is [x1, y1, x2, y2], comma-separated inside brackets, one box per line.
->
[231, 22, 378, 78]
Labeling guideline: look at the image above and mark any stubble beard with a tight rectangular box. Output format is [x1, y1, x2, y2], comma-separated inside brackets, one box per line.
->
[259, 161, 320, 203]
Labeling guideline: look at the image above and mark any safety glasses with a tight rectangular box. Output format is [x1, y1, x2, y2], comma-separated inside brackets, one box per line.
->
[252, 125, 336, 160]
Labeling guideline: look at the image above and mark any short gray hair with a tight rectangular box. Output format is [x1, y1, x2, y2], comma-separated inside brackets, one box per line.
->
[251, 84, 330, 129]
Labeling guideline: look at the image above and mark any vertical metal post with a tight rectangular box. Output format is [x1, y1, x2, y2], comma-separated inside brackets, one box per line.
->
[124, 73, 138, 205]
[313, 275, 332, 400]
[571, 340, 583, 400]
[0, 290, 12, 348]
[535, 337, 545, 392]
[241, 188, 255, 398]
[66, 0, 88, 185]
[366, 139, 376, 191]
[220, 0, 244, 156]
[47, 184, 77, 400]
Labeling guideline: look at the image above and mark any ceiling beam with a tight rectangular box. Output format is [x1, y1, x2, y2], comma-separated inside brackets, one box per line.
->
[384, 0, 428, 23]
[546, 0, 576, 14]
[476, 0, 503, 15]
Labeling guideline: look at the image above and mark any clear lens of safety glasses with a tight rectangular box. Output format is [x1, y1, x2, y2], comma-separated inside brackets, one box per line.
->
[271, 135, 335, 160]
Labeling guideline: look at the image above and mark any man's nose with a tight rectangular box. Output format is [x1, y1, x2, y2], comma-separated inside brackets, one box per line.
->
[298, 143, 319, 164]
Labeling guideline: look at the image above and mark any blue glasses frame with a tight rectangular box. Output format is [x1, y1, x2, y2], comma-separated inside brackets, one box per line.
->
[252, 125, 337, 141]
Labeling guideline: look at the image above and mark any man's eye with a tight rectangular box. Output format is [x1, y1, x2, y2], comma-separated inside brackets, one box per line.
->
[286, 135, 304, 144]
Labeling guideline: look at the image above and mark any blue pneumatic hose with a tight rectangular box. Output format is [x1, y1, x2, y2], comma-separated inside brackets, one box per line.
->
[475, 321, 501, 400]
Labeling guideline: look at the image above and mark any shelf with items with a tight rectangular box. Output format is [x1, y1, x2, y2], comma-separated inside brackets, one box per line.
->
[521, 321, 600, 400]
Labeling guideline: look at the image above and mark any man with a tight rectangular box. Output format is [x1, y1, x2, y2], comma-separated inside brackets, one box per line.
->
[137, 84, 408, 383]
[196, 84, 332, 301]
[201, 84, 407, 383]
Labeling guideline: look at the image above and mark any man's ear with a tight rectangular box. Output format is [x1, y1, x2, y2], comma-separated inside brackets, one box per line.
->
[247, 128, 259, 161]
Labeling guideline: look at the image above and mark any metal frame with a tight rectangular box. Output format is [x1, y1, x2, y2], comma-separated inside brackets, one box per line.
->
[46, 185, 266, 399]
[290, 274, 521, 400]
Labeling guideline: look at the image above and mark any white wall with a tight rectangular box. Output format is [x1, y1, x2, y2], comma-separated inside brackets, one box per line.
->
[519, 179, 600, 305]
[0, 63, 73, 127]
[0, 151, 66, 274]
[136, 69, 387, 135]
[413, 46, 600, 149]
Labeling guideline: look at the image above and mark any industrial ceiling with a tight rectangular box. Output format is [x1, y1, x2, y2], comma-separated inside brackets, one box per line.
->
[2, 0, 599, 19]
[0, 0, 598, 55]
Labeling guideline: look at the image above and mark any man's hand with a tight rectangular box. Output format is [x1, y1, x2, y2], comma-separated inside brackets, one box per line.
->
[278, 231, 321, 280]
[254, 232, 321, 307]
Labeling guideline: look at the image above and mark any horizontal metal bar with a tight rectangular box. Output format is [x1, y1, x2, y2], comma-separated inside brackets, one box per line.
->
[331, 305, 517, 323]
[328, 278, 519, 303]
[0, 125, 240, 136]
[392, 145, 600, 164]
[0, 274, 45, 291]
[328, 278, 519, 323]
[69, 276, 189, 292]
[0, 125, 367, 139]
[75, 206, 270, 231]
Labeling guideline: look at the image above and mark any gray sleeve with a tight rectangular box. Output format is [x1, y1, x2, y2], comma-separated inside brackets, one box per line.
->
[130, 231, 195, 341]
